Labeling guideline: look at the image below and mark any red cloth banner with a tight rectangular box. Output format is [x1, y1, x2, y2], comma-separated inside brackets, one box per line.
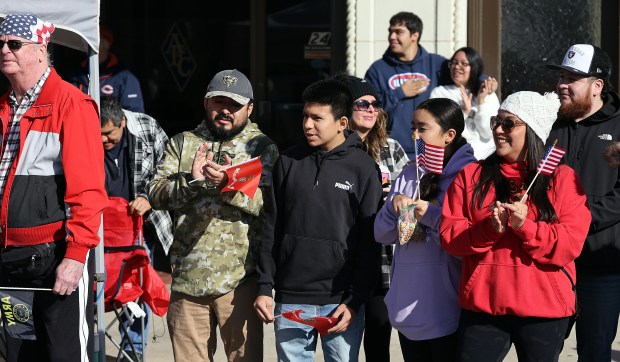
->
[222, 157, 262, 199]
[281, 309, 339, 337]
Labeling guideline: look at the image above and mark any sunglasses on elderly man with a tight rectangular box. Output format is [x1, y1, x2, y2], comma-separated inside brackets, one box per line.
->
[353, 100, 382, 111]
[490, 115, 526, 133]
[0, 39, 39, 51]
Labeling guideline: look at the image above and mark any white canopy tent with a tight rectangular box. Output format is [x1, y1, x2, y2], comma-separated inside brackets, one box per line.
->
[0, 1, 107, 360]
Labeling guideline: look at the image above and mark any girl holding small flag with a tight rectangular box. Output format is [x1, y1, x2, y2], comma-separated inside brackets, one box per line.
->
[440, 91, 591, 361]
[374, 98, 476, 361]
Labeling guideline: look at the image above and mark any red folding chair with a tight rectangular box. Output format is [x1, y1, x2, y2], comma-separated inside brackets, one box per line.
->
[101, 197, 169, 362]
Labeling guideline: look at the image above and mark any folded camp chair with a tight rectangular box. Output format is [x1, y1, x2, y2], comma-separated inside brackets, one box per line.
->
[101, 197, 170, 362]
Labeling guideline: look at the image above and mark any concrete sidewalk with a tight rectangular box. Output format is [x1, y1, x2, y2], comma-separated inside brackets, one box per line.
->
[104, 316, 620, 361]
[102, 274, 620, 361]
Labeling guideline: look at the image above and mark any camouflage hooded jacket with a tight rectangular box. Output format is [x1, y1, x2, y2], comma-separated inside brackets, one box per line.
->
[148, 120, 278, 296]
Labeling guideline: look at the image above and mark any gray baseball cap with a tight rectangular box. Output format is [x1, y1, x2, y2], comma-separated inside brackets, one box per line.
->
[205, 69, 253, 105]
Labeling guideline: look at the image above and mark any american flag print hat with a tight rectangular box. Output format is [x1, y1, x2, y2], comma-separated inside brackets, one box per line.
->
[0, 13, 55, 44]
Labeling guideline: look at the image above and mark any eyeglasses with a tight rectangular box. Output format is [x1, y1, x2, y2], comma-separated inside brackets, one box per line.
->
[353, 100, 382, 111]
[0, 39, 39, 51]
[490, 116, 525, 133]
[448, 60, 470, 68]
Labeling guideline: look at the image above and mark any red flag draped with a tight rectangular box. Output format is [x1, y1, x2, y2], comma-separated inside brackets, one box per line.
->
[222, 157, 262, 199]
[103, 197, 170, 316]
[281, 309, 339, 337]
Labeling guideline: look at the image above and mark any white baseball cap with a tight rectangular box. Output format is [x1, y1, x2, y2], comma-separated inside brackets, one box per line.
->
[546, 44, 612, 79]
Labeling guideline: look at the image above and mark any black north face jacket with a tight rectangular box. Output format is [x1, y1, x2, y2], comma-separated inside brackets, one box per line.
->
[548, 91, 620, 274]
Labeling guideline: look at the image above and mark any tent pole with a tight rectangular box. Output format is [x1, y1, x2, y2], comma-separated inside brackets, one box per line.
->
[89, 48, 106, 362]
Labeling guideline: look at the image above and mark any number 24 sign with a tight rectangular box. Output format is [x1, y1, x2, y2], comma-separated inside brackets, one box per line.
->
[307, 32, 331, 46]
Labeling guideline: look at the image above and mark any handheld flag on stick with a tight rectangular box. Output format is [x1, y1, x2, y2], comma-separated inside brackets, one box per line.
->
[521, 140, 566, 202]
[277, 309, 339, 337]
[221, 157, 262, 199]
[536, 142, 566, 176]
[413, 134, 422, 198]
[415, 138, 444, 175]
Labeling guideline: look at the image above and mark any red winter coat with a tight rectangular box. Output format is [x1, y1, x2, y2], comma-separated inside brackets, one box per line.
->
[440, 161, 590, 318]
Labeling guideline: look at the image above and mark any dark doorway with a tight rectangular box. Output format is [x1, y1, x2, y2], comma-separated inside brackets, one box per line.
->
[39, 0, 342, 272]
[49, 0, 341, 151]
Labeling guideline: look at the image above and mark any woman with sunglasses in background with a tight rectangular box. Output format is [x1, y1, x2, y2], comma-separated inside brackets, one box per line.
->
[336, 75, 409, 362]
[374, 98, 476, 361]
[440, 91, 591, 361]
[430, 47, 500, 160]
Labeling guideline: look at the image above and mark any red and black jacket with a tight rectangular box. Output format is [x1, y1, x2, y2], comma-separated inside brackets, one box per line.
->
[0, 68, 107, 263]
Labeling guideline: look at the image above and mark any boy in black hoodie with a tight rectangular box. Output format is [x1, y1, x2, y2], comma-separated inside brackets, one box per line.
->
[254, 79, 382, 361]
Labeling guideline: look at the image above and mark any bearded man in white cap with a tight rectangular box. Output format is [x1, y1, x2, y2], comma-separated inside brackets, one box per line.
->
[0, 13, 107, 361]
[547, 44, 620, 361]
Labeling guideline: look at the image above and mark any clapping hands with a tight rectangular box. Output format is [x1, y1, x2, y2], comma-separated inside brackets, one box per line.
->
[477, 77, 498, 105]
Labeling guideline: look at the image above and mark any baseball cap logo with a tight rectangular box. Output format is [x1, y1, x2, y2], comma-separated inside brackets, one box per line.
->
[222, 75, 238, 88]
[567, 51, 575, 59]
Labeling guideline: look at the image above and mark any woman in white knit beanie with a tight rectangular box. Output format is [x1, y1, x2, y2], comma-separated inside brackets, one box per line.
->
[440, 91, 592, 361]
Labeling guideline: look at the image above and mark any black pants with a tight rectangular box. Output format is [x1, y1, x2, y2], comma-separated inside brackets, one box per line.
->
[5, 246, 95, 362]
[458, 309, 569, 362]
[398, 330, 458, 362]
[363, 290, 393, 361]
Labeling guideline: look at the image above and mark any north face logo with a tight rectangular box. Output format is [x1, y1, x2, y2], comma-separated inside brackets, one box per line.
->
[335, 181, 354, 191]
[598, 134, 613, 140]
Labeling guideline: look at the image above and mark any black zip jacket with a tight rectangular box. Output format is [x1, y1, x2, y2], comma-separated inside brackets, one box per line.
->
[547, 91, 620, 274]
[257, 131, 382, 312]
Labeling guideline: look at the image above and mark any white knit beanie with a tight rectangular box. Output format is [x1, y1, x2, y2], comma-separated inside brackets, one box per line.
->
[499, 91, 560, 143]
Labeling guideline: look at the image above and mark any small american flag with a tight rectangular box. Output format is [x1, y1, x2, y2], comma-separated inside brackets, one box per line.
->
[536, 144, 566, 175]
[415, 138, 444, 174]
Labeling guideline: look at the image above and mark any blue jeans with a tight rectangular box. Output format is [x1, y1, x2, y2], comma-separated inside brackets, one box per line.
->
[274, 303, 365, 362]
[120, 303, 150, 354]
[576, 273, 620, 362]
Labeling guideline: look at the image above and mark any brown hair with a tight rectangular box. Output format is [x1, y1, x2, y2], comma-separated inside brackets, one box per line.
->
[357, 109, 389, 162]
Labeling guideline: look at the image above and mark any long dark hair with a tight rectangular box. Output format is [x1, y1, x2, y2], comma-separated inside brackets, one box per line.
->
[417, 98, 467, 200]
[452, 47, 484, 95]
[471, 126, 557, 222]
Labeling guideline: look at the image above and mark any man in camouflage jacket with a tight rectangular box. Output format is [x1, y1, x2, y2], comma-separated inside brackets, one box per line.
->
[148, 69, 278, 361]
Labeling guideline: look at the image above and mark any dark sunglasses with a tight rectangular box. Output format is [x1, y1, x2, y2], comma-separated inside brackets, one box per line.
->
[490, 116, 525, 133]
[353, 100, 382, 111]
[0, 39, 39, 51]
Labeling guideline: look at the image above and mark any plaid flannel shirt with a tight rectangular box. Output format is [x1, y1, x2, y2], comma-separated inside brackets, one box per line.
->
[124, 110, 173, 254]
[0, 68, 50, 204]
[377, 137, 409, 289]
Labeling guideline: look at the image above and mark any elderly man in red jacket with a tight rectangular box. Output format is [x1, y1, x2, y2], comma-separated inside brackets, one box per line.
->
[0, 13, 107, 361]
